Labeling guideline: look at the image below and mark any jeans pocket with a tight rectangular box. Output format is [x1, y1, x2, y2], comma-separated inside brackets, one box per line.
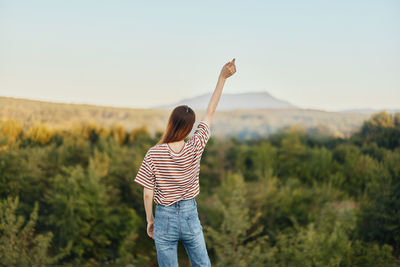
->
[185, 213, 203, 235]
[155, 215, 169, 237]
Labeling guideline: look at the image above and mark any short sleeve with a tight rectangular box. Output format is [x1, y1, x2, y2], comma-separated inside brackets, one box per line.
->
[134, 151, 155, 190]
[193, 121, 211, 151]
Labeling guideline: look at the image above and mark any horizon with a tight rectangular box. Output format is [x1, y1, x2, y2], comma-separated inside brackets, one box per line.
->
[1, 1, 399, 111]
[1, 93, 399, 114]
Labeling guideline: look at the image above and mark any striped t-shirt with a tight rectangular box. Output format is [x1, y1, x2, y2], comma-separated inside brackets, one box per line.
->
[134, 121, 211, 206]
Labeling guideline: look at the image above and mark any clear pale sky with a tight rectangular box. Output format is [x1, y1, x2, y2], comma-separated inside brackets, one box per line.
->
[1, 1, 399, 111]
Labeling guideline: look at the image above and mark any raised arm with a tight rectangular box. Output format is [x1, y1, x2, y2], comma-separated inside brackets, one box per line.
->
[202, 58, 237, 126]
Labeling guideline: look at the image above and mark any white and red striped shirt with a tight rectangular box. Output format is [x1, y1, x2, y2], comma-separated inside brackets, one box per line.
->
[134, 121, 210, 206]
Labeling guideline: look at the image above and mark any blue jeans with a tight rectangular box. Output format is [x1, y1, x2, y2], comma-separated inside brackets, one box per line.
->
[154, 198, 211, 267]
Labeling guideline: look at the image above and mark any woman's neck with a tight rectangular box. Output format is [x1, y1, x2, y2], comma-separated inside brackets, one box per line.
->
[167, 140, 185, 154]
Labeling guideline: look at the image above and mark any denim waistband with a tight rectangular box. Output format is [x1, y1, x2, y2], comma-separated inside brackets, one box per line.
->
[156, 198, 197, 210]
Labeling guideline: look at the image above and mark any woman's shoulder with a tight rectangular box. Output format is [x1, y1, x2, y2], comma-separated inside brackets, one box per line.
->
[144, 144, 166, 162]
[149, 143, 166, 153]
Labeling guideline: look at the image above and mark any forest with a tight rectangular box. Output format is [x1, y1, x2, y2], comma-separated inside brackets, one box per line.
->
[0, 111, 399, 266]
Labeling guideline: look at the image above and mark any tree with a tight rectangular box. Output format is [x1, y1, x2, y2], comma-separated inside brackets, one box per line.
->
[357, 150, 400, 256]
[332, 144, 380, 196]
[359, 111, 400, 149]
[0, 196, 71, 267]
[394, 112, 400, 127]
[205, 173, 274, 267]
[276, 131, 307, 179]
[364, 111, 394, 128]
[44, 155, 142, 265]
[274, 204, 396, 266]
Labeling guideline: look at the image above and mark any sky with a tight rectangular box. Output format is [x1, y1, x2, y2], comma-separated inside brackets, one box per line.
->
[1, 0, 399, 111]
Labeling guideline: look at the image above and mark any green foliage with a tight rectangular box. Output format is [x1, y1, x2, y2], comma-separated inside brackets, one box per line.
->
[332, 144, 381, 196]
[276, 131, 308, 179]
[44, 156, 142, 265]
[0, 111, 399, 265]
[251, 141, 277, 179]
[0, 196, 70, 267]
[246, 175, 345, 238]
[273, 205, 397, 266]
[358, 111, 400, 149]
[342, 240, 396, 267]
[297, 146, 335, 184]
[274, 205, 354, 266]
[205, 173, 273, 267]
[356, 149, 400, 254]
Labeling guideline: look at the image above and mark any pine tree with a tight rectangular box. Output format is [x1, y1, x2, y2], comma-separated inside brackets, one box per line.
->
[205, 173, 275, 267]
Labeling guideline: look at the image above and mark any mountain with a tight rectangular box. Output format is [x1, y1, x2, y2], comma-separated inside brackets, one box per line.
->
[153, 91, 298, 110]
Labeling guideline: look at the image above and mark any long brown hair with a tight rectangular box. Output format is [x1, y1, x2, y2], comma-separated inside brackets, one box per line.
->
[157, 105, 196, 145]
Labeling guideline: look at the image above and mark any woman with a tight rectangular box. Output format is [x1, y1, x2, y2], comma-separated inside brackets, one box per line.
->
[134, 58, 237, 267]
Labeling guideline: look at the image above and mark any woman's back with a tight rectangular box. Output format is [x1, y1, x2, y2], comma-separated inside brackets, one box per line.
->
[134, 58, 236, 266]
[134, 121, 210, 206]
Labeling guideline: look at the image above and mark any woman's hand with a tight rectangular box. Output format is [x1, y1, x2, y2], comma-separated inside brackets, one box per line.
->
[147, 220, 154, 239]
[219, 58, 236, 79]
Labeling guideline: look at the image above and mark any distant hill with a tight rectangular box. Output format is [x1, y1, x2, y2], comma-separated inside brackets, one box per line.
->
[0, 96, 372, 139]
[153, 91, 297, 110]
[339, 108, 400, 115]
